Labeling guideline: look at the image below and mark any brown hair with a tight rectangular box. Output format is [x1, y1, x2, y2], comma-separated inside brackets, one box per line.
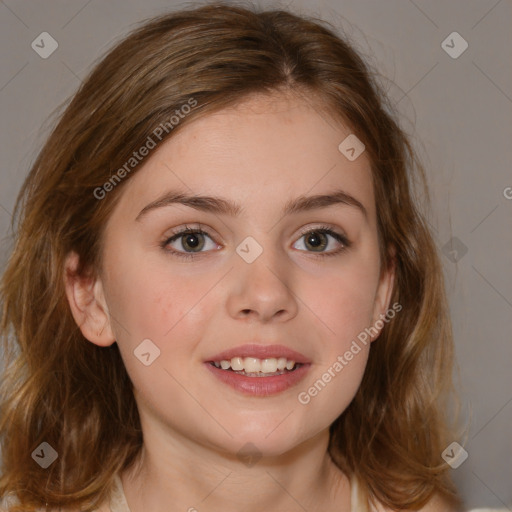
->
[0, 3, 461, 510]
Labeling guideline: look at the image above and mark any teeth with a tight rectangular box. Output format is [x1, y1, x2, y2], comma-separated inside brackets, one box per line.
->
[230, 357, 244, 371]
[261, 358, 278, 373]
[244, 357, 260, 373]
[212, 356, 297, 374]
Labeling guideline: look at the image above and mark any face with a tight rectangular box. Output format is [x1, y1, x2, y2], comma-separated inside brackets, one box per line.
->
[66, 92, 394, 459]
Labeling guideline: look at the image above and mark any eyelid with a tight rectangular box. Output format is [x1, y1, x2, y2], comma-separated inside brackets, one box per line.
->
[161, 222, 351, 259]
[293, 224, 351, 257]
[295, 223, 349, 241]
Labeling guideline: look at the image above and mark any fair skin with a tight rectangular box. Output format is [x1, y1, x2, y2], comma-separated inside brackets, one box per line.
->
[64, 92, 451, 511]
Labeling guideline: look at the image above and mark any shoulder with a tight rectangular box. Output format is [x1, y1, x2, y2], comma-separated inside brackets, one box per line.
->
[415, 494, 458, 512]
[0, 494, 109, 512]
[466, 510, 511, 512]
[372, 494, 458, 512]
[412, 496, 510, 512]
[0, 493, 21, 512]
[373, 495, 509, 512]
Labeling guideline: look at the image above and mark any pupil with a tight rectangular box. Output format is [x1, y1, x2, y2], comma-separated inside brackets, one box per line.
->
[184, 234, 202, 250]
[307, 232, 326, 250]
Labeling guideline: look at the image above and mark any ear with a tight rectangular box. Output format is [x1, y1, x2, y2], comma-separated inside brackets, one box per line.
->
[63, 251, 116, 347]
[370, 248, 396, 342]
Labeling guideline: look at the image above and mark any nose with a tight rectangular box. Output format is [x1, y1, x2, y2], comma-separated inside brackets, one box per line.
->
[226, 244, 299, 324]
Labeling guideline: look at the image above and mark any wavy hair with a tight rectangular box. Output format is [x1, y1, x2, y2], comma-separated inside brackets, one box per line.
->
[0, 3, 461, 510]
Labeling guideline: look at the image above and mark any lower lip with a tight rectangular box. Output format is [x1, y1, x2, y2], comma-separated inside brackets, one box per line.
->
[205, 362, 311, 396]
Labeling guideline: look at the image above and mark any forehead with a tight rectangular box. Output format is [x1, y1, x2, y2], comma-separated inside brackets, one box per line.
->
[112, 92, 376, 224]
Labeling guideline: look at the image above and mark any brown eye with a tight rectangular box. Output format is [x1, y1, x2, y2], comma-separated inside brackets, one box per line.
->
[179, 232, 205, 252]
[293, 227, 350, 257]
[303, 231, 328, 252]
[163, 228, 219, 259]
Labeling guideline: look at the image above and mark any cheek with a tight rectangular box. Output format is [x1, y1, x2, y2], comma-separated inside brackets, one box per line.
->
[104, 263, 216, 405]
[296, 346, 368, 432]
[295, 268, 375, 422]
[305, 259, 380, 350]
[101, 246, 208, 346]
[104, 254, 225, 377]
[294, 252, 379, 415]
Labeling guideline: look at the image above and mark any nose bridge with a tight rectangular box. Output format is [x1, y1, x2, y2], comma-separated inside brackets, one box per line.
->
[227, 232, 298, 322]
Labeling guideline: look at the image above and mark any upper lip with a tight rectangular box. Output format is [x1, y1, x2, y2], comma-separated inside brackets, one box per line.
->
[206, 344, 311, 364]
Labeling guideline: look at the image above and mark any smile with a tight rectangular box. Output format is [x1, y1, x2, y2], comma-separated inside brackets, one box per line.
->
[210, 356, 300, 375]
[204, 344, 311, 395]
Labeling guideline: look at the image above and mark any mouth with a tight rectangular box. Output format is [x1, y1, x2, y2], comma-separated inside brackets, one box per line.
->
[204, 344, 311, 396]
[208, 357, 304, 377]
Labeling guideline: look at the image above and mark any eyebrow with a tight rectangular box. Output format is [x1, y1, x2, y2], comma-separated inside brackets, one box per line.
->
[135, 187, 367, 221]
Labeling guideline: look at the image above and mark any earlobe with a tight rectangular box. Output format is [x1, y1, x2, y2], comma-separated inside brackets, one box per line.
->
[63, 251, 116, 347]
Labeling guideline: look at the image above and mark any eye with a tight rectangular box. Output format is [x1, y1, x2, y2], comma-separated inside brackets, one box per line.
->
[161, 224, 351, 260]
[161, 225, 219, 260]
[292, 226, 351, 257]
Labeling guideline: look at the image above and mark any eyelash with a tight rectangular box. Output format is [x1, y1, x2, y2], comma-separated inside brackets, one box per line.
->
[160, 223, 351, 260]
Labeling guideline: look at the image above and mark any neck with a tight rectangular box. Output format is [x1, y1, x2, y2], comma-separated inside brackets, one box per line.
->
[120, 427, 351, 512]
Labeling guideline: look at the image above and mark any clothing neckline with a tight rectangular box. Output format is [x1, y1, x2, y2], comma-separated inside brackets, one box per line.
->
[110, 474, 132, 512]
[110, 473, 363, 512]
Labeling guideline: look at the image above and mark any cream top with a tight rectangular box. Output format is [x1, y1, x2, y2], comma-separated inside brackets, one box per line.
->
[108, 474, 363, 512]
[107, 475, 509, 512]
[0, 475, 508, 512]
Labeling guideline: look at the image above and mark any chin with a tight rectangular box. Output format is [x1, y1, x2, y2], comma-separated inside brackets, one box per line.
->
[209, 420, 320, 462]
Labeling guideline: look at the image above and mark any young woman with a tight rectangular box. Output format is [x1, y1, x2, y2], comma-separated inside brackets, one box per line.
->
[1, 3, 500, 511]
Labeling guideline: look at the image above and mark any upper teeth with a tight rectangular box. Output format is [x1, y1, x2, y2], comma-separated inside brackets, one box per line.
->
[213, 357, 296, 373]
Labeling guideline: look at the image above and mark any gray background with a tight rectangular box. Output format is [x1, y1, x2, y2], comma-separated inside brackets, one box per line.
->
[0, 0, 510, 509]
